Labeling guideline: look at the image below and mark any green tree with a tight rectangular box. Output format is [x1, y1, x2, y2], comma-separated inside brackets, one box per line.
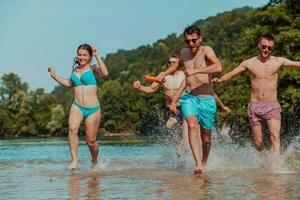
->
[99, 80, 126, 132]
[46, 104, 65, 135]
[3, 90, 32, 137]
[0, 73, 28, 102]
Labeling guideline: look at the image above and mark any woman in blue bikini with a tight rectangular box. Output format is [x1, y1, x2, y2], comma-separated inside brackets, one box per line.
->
[48, 44, 108, 170]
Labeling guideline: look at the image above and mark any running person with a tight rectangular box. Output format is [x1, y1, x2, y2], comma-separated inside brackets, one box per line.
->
[163, 25, 222, 174]
[212, 34, 300, 156]
[48, 44, 108, 170]
[133, 55, 189, 150]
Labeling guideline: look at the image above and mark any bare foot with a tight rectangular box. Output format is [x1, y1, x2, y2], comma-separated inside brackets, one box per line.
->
[68, 160, 78, 170]
[193, 165, 204, 174]
[90, 160, 99, 171]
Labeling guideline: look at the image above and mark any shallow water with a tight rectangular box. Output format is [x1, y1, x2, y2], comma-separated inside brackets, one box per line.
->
[0, 137, 299, 200]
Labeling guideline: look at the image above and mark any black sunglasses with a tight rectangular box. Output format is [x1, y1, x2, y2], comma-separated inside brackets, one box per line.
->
[168, 61, 176, 65]
[185, 38, 198, 44]
[261, 45, 273, 51]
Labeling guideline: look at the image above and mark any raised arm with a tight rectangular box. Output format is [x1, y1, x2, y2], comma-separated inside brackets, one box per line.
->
[48, 67, 72, 88]
[280, 57, 300, 69]
[185, 46, 222, 76]
[158, 62, 180, 81]
[158, 56, 184, 80]
[212, 61, 247, 84]
[132, 81, 160, 93]
[92, 47, 109, 77]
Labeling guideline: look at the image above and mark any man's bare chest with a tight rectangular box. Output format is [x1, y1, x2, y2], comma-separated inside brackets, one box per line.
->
[184, 53, 206, 69]
[249, 62, 280, 79]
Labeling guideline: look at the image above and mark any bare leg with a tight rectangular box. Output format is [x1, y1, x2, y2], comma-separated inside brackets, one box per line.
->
[200, 128, 212, 167]
[251, 124, 264, 152]
[68, 105, 83, 170]
[166, 117, 181, 148]
[69, 175, 80, 199]
[182, 119, 190, 153]
[165, 117, 178, 130]
[85, 110, 101, 168]
[186, 116, 203, 174]
[266, 119, 281, 156]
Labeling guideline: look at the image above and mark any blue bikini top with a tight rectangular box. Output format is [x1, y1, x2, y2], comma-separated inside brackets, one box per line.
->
[70, 68, 98, 87]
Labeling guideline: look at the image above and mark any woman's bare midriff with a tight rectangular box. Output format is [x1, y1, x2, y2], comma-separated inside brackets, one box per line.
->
[73, 85, 99, 107]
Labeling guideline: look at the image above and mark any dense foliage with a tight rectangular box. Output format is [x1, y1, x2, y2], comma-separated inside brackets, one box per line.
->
[0, 0, 299, 138]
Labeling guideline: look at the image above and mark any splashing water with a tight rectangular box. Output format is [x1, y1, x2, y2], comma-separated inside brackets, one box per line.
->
[282, 134, 300, 170]
[0, 127, 299, 199]
[208, 126, 300, 174]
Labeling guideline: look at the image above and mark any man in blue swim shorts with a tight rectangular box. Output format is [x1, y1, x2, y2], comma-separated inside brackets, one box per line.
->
[163, 25, 222, 174]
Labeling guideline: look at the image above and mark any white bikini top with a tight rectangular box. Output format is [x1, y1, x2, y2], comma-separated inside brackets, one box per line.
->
[163, 71, 185, 90]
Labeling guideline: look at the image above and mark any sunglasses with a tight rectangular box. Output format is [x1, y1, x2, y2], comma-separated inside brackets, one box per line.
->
[261, 45, 273, 51]
[185, 38, 198, 44]
[168, 61, 176, 65]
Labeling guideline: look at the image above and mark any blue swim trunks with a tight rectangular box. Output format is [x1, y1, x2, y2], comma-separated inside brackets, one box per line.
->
[179, 92, 217, 131]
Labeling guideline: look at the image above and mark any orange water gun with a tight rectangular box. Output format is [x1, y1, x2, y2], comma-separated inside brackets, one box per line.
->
[143, 75, 165, 83]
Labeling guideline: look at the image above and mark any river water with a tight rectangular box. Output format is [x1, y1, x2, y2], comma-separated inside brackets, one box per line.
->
[0, 135, 299, 200]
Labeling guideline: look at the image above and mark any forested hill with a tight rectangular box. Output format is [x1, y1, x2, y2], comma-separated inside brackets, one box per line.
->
[104, 7, 253, 82]
[53, 6, 259, 134]
[1, 1, 299, 138]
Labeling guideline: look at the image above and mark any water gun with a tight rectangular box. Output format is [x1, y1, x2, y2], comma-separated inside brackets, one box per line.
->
[143, 75, 165, 83]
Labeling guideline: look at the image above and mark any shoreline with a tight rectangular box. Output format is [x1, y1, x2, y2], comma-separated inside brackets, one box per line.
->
[0, 134, 149, 145]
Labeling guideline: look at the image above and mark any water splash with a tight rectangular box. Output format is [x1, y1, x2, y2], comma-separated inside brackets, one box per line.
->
[206, 127, 300, 174]
[282, 134, 300, 170]
[98, 123, 300, 175]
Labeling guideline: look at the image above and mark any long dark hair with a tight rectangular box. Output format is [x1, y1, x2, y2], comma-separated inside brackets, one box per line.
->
[72, 43, 93, 72]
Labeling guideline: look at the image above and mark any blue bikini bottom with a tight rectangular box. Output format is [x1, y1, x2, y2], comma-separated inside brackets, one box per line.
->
[73, 101, 101, 118]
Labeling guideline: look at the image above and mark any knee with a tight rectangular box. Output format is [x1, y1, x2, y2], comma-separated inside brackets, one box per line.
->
[166, 117, 178, 129]
[202, 142, 211, 148]
[69, 125, 79, 134]
[256, 145, 263, 152]
[254, 141, 263, 151]
[187, 122, 197, 131]
[202, 140, 211, 148]
[202, 137, 211, 144]
[201, 129, 212, 143]
[270, 133, 280, 142]
[86, 139, 97, 147]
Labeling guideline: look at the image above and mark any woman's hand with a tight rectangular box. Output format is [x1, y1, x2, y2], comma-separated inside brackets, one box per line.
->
[92, 46, 109, 77]
[133, 81, 141, 89]
[48, 66, 72, 88]
[48, 66, 57, 79]
[92, 47, 100, 56]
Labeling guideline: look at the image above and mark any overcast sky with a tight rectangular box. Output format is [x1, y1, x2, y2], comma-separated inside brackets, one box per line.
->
[0, 0, 269, 92]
